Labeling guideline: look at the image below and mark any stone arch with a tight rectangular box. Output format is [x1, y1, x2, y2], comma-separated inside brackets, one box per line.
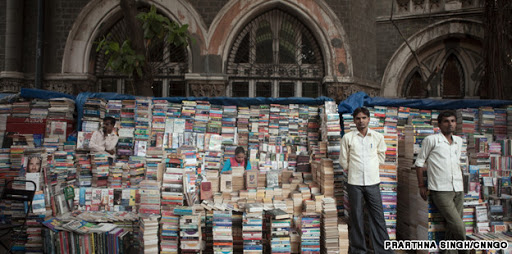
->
[62, 0, 207, 74]
[381, 18, 484, 97]
[207, 0, 353, 79]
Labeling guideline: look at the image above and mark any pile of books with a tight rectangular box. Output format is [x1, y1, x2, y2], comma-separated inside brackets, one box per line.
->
[179, 213, 201, 253]
[91, 153, 109, 187]
[299, 213, 321, 253]
[268, 208, 291, 253]
[212, 210, 233, 253]
[48, 97, 75, 120]
[138, 180, 161, 215]
[321, 198, 339, 253]
[139, 214, 160, 253]
[242, 211, 263, 253]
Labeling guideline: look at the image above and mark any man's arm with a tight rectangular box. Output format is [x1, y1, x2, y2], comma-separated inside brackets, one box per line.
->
[416, 166, 428, 201]
[339, 134, 349, 170]
[88, 131, 105, 153]
[376, 134, 387, 164]
[414, 137, 432, 201]
[105, 135, 119, 155]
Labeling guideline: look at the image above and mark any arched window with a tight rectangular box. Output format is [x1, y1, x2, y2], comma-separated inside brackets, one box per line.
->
[441, 54, 464, 98]
[227, 9, 325, 98]
[93, 7, 188, 97]
[405, 70, 427, 98]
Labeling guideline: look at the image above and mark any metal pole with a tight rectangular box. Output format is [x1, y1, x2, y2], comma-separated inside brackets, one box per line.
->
[35, 0, 45, 89]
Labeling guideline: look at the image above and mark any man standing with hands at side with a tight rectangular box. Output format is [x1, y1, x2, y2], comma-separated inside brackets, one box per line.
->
[415, 110, 467, 254]
[89, 116, 119, 165]
[340, 107, 392, 254]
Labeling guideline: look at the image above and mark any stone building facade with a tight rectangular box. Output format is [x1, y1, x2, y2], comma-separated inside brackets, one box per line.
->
[0, 0, 492, 101]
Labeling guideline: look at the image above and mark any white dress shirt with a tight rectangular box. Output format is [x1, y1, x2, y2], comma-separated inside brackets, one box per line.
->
[339, 129, 387, 186]
[89, 129, 119, 159]
[414, 133, 463, 192]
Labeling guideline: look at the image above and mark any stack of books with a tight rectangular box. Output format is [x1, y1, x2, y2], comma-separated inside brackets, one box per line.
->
[307, 106, 320, 148]
[318, 158, 334, 197]
[181, 101, 197, 134]
[108, 162, 124, 189]
[278, 104, 290, 138]
[0, 148, 12, 190]
[321, 198, 339, 253]
[82, 98, 106, 131]
[242, 211, 263, 254]
[179, 213, 202, 253]
[494, 108, 507, 139]
[268, 208, 291, 254]
[237, 106, 250, 147]
[134, 98, 152, 146]
[138, 180, 161, 215]
[479, 106, 495, 135]
[48, 97, 75, 120]
[213, 210, 233, 254]
[207, 105, 222, 135]
[222, 105, 237, 145]
[160, 209, 180, 254]
[91, 153, 109, 187]
[106, 100, 122, 122]
[11, 101, 31, 118]
[117, 127, 134, 157]
[139, 214, 160, 253]
[299, 213, 321, 253]
[30, 99, 49, 119]
[456, 108, 477, 135]
[128, 156, 145, 186]
[162, 156, 184, 207]
[194, 101, 210, 134]
[507, 105, 512, 138]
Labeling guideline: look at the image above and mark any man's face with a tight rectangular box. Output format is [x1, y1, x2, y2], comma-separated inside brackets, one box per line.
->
[103, 120, 114, 134]
[439, 115, 456, 135]
[354, 112, 370, 131]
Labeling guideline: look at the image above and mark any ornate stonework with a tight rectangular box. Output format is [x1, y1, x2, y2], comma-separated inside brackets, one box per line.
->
[326, 83, 379, 102]
[44, 80, 75, 95]
[0, 78, 28, 92]
[189, 82, 226, 97]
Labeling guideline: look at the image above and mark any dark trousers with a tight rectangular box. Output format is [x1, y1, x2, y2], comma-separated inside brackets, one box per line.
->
[430, 191, 468, 254]
[347, 183, 392, 254]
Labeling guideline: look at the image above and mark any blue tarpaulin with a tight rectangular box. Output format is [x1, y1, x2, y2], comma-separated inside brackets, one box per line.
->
[338, 92, 512, 114]
[76, 92, 334, 131]
[20, 88, 75, 100]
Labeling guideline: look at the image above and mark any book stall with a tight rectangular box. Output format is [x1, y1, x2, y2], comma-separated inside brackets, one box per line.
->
[2, 88, 512, 253]
[0, 89, 346, 254]
[339, 92, 512, 254]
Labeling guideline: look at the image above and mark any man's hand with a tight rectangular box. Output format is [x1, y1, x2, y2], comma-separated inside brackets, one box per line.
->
[419, 186, 429, 201]
[106, 150, 115, 155]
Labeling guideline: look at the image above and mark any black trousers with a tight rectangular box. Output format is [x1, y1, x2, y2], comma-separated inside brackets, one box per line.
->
[347, 183, 392, 254]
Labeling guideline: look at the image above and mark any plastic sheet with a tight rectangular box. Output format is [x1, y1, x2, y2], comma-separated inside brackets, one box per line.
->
[338, 92, 512, 114]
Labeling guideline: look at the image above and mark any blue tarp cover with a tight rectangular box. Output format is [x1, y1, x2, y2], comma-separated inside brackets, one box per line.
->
[76, 92, 334, 131]
[338, 92, 512, 114]
[20, 88, 75, 100]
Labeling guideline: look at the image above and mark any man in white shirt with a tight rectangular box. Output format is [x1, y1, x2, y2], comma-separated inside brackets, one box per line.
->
[340, 107, 391, 254]
[89, 117, 119, 164]
[415, 110, 466, 254]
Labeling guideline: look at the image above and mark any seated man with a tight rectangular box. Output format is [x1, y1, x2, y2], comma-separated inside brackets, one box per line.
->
[89, 117, 119, 164]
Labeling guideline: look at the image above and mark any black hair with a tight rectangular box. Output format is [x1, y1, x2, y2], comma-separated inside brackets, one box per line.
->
[352, 107, 370, 118]
[437, 110, 457, 124]
[235, 146, 248, 169]
[235, 146, 245, 156]
[103, 116, 116, 125]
